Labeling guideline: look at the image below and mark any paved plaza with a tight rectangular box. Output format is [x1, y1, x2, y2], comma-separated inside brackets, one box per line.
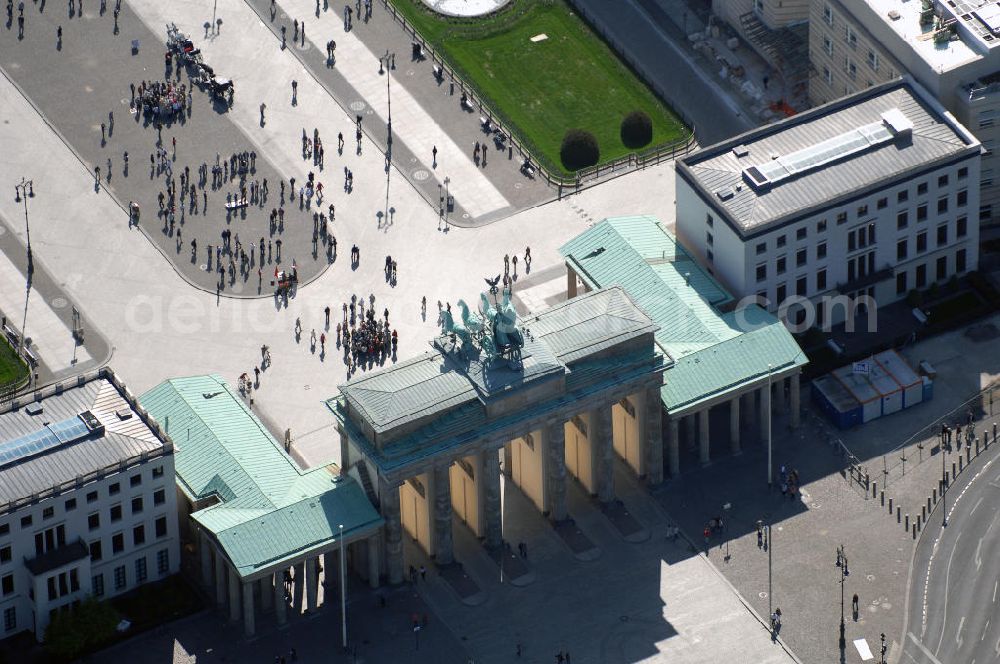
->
[3, 1, 1000, 663]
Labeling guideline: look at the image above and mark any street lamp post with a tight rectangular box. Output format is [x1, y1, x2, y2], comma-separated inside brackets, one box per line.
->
[13, 178, 34, 361]
[767, 522, 772, 618]
[941, 423, 949, 527]
[767, 363, 773, 489]
[722, 502, 732, 562]
[443, 176, 451, 226]
[339, 523, 347, 650]
[837, 544, 848, 650]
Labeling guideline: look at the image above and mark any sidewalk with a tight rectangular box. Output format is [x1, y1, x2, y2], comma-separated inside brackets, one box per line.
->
[653, 313, 1000, 664]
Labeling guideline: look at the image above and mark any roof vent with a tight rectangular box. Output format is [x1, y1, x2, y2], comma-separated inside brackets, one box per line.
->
[888, 9, 900, 20]
[882, 108, 913, 137]
[716, 186, 736, 201]
[25, 403, 43, 416]
[732, 144, 749, 158]
[115, 408, 133, 421]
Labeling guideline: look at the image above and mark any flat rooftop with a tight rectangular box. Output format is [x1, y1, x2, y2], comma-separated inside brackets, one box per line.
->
[866, 0, 996, 72]
[0, 370, 169, 509]
[677, 79, 979, 237]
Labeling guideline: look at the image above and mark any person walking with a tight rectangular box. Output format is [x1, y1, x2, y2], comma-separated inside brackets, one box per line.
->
[260, 102, 266, 125]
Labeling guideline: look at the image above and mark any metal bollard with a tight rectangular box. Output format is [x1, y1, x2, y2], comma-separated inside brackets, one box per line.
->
[905, 514, 910, 530]
[922, 505, 926, 521]
[897, 506, 901, 523]
[889, 497, 894, 514]
[960, 456, 964, 472]
[967, 447, 972, 464]
[933, 488, 937, 503]
[953, 462, 957, 479]
[871, 480, 876, 498]
[927, 496, 932, 513]
[880, 490, 885, 506]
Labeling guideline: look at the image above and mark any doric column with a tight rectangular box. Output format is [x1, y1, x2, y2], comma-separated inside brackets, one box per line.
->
[730, 396, 742, 455]
[668, 418, 680, 478]
[228, 568, 241, 623]
[685, 414, 697, 451]
[644, 389, 664, 485]
[367, 535, 381, 588]
[483, 448, 503, 549]
[545, 420, 568, 521]
[503, 443, 513, 479]
[790, 372, 801, 428]
[433, 464, 455, 565]
[261, 576, 273, 611]
[699, 409, 710, 466]
[305, 557, 318, 612]
[759, 385, 771, 441]
[567, 266, 578, 298]
[274, 571, 287, 626]
[214, 548, 227, 606]
[292, 562, 305, 613]
[380, 479, 404, 585]
[199, 530, 212, 587]
[591, 405, 614, 502]
[242, 581, 255, 637]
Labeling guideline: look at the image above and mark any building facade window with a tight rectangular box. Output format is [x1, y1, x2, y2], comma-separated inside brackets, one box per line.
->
[938, 174, 949, 188]
[817, 219, 827, 233]
[755, 242, 766, 255]
[157, 549, 170, 575]
[817, 269, 827, 291]
[917, 231, 927, 253]
[756, 264, 767, 282]
[89, 540, 102, 562]
[916, 264, 927, 288]
[114, 565, 126, 590]
[867, 50, 878, 71]
[86, 491, 98, 504]
[64, 498, 76, 512]
[817, 242, 827, 259]
[135, 557, 147, 583]
[112, 533, 124, 555]
[796, 276, 808, 296]
[108, 483, 120, 497]
[936, 256, 948, 281]
[776, 234, 786, 248]
[796, 248, 807, 267]
[110, 505, 122, 523]
[896, 271, 907, 295]
[824, 35, 833, 55]
[898, 189, 909, 203]
[897, 239, 908, 261]
[776, 256, 787, 275]
[88, 513, 100, 531]
[957, 189, 967, 207]
[957, 216, 967, 238]
[917, 204, 928, 222]
[897, 211, 908, 229]
[92, 574, 104, 598]
[0, 546, 10, 564]
[153, 489, 166, 506]
[1, 574, 13, 596]
[937, 197, 948, 215]
[956, 249, 967, 273]
[917, 182, 928, 196]
[129, 474, 142, 488]
[937, 224, 948, 246]
[3, 607, 15, 632]
[155, 517, 168, 539]
[131, 497, 143, 515]
[824, 3, 833, 24]
[877, 197, 887, 210]
[132, 525, 145, 547]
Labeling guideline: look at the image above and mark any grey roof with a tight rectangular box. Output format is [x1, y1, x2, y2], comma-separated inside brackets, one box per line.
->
[0, 377, 166, 505]
[677, 79, 980, 238]
[337, 287, 659, 435]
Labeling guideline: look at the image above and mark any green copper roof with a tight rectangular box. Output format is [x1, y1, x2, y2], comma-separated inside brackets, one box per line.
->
[561, 216, 807, 413]
[141, 375, 381, 578]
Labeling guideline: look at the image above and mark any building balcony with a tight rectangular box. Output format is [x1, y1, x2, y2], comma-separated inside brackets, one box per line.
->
[836, 266, 894, 294]
[24, 539, 89, 577]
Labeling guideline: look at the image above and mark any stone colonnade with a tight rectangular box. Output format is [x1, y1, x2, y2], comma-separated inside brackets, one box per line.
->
[197, 528, 379, 637]
[663, 372, 801, 476]
[382, 384, 663, 585]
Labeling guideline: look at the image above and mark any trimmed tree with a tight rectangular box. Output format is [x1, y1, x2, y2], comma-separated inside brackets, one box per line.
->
[44, 598, 121, 661]
[560, 129, 600, 171]
[620, 110, 653, 149]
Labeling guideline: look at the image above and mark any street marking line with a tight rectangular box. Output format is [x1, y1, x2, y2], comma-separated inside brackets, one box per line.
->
[956, 615, 965, 648]
[934, 531, 961, 656]
[970, 496, 984, 515]
[994, 579, 998, 603]
[908, 632, 945, 664]
[981, 618, 989, 641]
[975, 538, 983, 571]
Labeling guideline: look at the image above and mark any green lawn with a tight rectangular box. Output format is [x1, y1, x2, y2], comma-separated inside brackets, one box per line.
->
[0, 338, 27, 387]
[390, 0, 688, 176]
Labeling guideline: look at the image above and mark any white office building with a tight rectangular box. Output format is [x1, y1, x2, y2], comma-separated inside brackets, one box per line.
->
[809, 0, 1000, 225]
[675, 79, 982, 329]
[0, 368, 180, 642]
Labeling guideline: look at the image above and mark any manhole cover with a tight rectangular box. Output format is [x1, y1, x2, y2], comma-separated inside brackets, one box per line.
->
[51, 297, 68, 309]
[412, 169, 430, 181]
[349, 100, 367, 112]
